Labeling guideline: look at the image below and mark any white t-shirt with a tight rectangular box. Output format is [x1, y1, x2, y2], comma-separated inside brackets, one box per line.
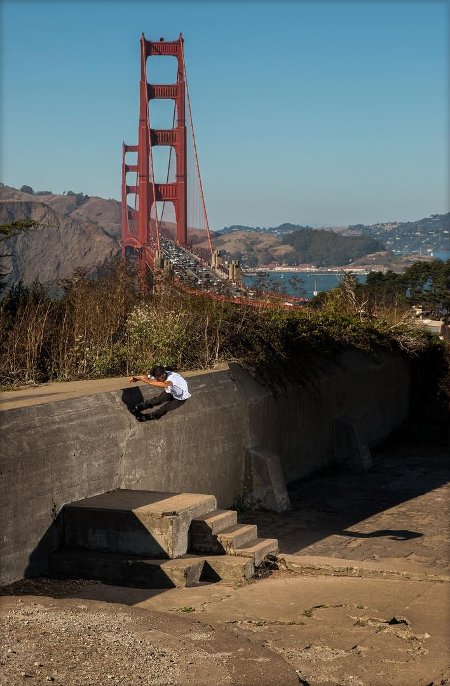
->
[164, 372, 191, 400]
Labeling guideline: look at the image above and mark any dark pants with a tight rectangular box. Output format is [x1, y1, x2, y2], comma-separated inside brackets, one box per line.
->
[140, 390, 186, 418]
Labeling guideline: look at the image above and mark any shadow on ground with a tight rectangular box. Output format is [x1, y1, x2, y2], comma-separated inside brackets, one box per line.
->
[240, 438, 450, 564]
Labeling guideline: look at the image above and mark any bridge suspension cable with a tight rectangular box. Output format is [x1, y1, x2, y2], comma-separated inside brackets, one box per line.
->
[142, 37, 160, 253]
[181, 40, 214, 260]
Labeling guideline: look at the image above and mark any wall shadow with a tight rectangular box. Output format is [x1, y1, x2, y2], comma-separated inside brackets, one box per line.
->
[340, 529, 423, 541]
[121, 386, 144, 413]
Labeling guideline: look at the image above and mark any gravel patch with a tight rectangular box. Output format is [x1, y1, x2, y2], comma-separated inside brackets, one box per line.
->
[1, 603, 180, 686]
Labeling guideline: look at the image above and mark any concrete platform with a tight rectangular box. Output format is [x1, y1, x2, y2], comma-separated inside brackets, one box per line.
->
[50, 549, 257, 587]
[63, 489, 217, 559]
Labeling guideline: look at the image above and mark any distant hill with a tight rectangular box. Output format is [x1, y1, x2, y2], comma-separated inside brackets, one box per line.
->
[0, 185, 121, 290]
[214, 215, 448, 267]
[213, 224, 384, 267]
[1, 184, 123, 238]
[349, 213, 449, 256]
[280, 228, 384, 267]
[217, 223, 314, 236]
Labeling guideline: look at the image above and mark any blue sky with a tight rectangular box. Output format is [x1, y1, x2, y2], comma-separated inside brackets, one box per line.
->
[1, 0, 448, 229]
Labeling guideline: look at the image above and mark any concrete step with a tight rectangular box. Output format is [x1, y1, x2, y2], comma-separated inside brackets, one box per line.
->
[216, 524, 258, 553]
[202, 555, 255, 582]
[190, 509, 238, 552]
[230, 538, 279, 566]
[63, 489, 217, 559]
[50, 548, 206, 588]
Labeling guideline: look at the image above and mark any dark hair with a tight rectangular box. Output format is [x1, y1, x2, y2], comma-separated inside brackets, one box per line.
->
[150, 365, 167, 379]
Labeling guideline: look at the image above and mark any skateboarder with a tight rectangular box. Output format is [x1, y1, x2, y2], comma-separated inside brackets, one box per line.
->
[129, 365, 191, 421]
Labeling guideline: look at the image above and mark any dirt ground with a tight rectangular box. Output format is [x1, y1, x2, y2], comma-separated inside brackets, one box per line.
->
[1, 441, 449, 686]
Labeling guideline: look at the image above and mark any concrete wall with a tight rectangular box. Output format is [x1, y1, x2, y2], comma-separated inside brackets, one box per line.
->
[0, 350, 410, 584]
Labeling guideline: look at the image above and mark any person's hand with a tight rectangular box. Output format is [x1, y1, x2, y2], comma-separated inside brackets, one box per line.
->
[129, 375, 140, 383]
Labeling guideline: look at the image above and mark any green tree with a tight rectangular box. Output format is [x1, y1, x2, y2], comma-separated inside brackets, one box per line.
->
[0, 219, 39, 241]
[401, 260, 450, 314]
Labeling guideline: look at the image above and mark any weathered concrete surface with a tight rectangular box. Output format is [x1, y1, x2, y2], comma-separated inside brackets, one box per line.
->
[0, 375, 133, 410]
[271, 350, 410, 483]
[0, 352, 410, 584]
[133, 574, 450, 686]
[49, 549, 208, 589]
[244, 446, 291, 511]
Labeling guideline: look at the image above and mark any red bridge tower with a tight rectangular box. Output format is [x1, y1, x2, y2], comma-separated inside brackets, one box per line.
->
[121, 34, 189, 271]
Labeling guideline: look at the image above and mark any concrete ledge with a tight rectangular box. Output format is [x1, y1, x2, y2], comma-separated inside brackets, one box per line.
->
[276, 554, 450, 583]
[0, 366, 229, 412]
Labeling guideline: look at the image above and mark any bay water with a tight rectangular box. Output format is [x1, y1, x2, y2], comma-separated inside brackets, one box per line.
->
[243, 271, 367, 299]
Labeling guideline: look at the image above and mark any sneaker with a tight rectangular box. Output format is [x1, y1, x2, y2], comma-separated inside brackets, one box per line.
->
[131, 403, 145, 415]
[135, 413, 149, 422]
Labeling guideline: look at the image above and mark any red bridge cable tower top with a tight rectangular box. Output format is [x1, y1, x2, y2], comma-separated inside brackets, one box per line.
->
[121, 33, 213, 275]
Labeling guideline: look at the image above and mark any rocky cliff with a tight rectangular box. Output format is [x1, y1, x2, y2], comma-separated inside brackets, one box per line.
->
[0, 187, 121, 289]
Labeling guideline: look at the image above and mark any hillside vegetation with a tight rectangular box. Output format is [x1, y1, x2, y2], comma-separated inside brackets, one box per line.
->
[0, 256, 446, 380]
[213, 227, 384, 268]
[281, 228, 383, 267]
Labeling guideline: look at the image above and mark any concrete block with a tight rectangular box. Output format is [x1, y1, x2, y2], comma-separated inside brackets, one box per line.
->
[202, 555, 255, 582]
[230, 538, 279, 566]
[244, 446, 291, 512]
[63, 490, 217, 559]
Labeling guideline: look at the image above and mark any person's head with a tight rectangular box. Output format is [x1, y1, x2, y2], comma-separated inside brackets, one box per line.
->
[150, 365, 167, 381]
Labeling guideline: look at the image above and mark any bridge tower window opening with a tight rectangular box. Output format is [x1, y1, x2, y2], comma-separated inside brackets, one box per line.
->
[146, 54, 178, 85]
[148, 98, 177, 132]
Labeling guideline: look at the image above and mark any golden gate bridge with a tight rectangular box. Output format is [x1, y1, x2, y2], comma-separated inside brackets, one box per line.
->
[121, 34, 213, 274]
[121, 33, 306, 308]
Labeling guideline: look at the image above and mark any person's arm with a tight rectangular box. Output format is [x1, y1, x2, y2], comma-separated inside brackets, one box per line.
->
[129, 374, 172, 389]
